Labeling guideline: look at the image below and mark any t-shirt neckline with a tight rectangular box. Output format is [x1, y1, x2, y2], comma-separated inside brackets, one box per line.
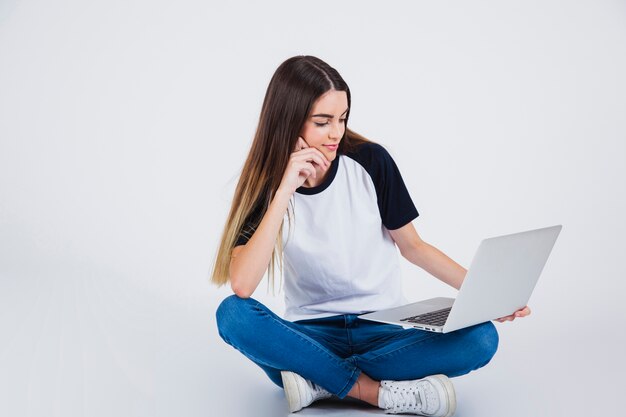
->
[295, 154, 340, 195]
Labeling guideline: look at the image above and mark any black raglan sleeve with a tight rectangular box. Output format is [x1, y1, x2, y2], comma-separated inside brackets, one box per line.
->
[234, 202, 265, 247]
[357, 143, 419, 230]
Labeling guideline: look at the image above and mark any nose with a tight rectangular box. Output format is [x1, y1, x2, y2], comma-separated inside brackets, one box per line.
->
[329, 120, 343, 140]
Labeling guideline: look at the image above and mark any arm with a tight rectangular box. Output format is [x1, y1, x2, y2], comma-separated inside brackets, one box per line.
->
[388, 222, 531, 321]
[230, 137, 330, 298]
[388, 222, 467, 290]
[229, 187, 292, 298]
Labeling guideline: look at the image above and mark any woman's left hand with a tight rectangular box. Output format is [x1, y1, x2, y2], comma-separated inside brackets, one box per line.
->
[494, 305, 531, 323]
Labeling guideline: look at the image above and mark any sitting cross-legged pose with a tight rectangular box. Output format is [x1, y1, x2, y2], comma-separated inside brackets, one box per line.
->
[210, 55, 529, 416]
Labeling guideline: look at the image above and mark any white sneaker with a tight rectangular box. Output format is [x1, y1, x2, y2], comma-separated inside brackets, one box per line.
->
[378, 374, 456, 416]
[281, 371, 333, 413]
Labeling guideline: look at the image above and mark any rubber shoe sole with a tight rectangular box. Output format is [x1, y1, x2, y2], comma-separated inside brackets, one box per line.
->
[428, 374, 457, 417]
[281, 371, 306, 413]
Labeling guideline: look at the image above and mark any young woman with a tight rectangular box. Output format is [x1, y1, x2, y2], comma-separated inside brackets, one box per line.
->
[210, 55, 530, 416]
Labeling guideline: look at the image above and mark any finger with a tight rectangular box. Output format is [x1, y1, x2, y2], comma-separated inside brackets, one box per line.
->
[303, 146, 331, 166]
[298, 137, 309, 149]
[292, 160, 315, 179]
[299, 136, 310, 148]
[293, 137, 308, 152]
[299, 161, 317, 178]
[299, 154, 328, 170]
[295, 149, 330, 168]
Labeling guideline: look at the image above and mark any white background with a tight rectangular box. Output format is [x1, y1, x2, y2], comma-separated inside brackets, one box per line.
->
[1, 1, 625, 416]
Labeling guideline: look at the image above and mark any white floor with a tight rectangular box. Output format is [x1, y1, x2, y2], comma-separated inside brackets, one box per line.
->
[4, 270, 622, 417]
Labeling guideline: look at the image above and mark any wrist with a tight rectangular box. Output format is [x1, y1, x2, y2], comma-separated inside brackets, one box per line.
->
[275, 186, 295, 200]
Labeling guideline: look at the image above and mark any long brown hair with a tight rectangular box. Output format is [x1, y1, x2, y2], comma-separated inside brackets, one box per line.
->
[210, 55, 374, 291]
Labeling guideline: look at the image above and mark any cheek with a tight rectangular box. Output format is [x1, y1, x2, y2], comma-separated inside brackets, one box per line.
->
[302, 126, 323, 144]
[301, 124, 315, 138]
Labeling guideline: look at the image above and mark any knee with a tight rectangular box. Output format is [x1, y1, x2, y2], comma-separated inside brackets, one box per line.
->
[215, 294, 257, 341]
[465, 321, 499, 366]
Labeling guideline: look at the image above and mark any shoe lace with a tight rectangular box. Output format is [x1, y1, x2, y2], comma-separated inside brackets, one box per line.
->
[386, 385, 426, 411]
[308, 380, 331, 400]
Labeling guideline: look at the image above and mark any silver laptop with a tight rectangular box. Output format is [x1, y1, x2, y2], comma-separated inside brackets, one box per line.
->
[359, 225, 562, 333]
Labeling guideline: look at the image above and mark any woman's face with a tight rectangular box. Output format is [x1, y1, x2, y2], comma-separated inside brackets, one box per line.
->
[299, 89, 348, 162]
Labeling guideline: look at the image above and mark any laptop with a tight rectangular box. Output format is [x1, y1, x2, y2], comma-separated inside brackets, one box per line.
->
[359, 225, 562, 333]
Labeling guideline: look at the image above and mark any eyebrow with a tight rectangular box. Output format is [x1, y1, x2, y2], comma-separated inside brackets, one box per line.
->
[311, 108, 349, 118]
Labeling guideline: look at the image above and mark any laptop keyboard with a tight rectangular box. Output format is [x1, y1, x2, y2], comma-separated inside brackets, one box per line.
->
[400, 307, 452, 327]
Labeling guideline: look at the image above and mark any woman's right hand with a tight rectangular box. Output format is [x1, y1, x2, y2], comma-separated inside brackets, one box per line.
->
[278, 136, 331, 194]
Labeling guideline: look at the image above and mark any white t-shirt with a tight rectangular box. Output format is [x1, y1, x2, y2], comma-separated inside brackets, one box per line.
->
[235, 142, 419, 321]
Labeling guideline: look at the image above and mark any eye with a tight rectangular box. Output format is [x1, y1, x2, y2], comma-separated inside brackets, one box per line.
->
[314, 119, 346, 127]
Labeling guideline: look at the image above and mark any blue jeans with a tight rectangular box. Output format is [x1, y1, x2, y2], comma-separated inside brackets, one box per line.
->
[216, 295, 499, 399]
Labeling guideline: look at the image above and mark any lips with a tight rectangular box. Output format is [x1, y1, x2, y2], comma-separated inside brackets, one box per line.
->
[323, 144, 338, 151]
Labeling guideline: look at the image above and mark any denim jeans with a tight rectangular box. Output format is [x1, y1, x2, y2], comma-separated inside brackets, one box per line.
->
[216, 295, 499, 399]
